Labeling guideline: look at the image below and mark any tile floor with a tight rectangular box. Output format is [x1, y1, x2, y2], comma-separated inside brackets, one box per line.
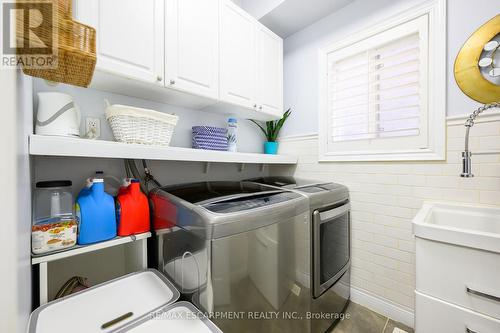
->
[330, 302, 414, 333]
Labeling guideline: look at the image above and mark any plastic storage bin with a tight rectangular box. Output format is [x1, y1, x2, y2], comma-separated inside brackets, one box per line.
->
[32, 180, 77, 254]
[27, 270, 180, 333]
[114, 301, 222, 333]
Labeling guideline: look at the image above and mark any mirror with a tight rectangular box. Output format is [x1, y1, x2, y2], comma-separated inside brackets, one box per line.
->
[454, 15, 500, 103]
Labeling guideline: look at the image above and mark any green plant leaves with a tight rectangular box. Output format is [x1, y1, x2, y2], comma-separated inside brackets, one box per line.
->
[249, 108, 292, 142]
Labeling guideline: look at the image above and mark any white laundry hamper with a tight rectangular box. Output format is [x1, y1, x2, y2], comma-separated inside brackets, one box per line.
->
[105, 102, 178, 146]
[27, 269, 180, 333]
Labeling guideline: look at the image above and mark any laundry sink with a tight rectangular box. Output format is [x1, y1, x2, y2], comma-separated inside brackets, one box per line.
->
[413, 202, 500, 253]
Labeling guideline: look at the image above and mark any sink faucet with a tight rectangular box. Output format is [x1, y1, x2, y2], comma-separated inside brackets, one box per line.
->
[461, 102, 500, 177]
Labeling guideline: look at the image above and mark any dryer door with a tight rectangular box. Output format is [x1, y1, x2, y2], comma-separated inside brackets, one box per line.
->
[313, 202, 351, 298]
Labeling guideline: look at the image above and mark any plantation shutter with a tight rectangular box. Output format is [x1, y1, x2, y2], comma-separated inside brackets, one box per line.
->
[329, 32, 422, 142]
[319, 12, 433, 162]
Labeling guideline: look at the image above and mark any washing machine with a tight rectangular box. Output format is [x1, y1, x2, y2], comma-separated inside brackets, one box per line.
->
[149, 181, 313, 333]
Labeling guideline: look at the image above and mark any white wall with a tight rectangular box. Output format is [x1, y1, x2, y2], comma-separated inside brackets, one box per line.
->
[281, 0, 498, 137]
[33, 79, 266, 153]
[0, 71, 32, 333]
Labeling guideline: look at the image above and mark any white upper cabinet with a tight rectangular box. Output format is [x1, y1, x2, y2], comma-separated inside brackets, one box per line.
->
[75, 0, 283, 120]
[75, 0, 165, 85]
[256, 25, 283, 117]
[165, 0, 219, 99]
[219, 0, 256, 109]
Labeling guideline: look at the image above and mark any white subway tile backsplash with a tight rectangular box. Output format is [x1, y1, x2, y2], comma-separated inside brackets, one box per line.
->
[460, 177, 500, 191]
[384, 226, 413, 241]
[398, 196, 424, 209]
[425, 176, 459, 188]
[398, 175, 426, 186]
[412, 186, 444, 200]
[441, 188, 479, 202]
[373, 234, 398, 248]
[384, 289, 414, 308]
[479, 164, 500, 177]
[479, 136, 500, 150]
[412, 164, 443, 175]
[383, 184, 413, 196]
[398, 240, 415, 253]
[479, 191, 500, 205]
[448, 137, 479, 152]
[471, 122, 500, 137]
[276, 120, 500, 311]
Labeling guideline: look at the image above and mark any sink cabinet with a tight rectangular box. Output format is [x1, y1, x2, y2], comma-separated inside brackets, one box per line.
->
[416, 238, 500, 321]
[413, 202, 500, 332]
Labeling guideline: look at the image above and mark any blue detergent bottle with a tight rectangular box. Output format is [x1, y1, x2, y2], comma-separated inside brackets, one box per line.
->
[76, 178, 117, 245]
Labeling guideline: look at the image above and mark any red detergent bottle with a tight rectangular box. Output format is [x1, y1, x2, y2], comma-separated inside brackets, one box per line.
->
[116, 179, 150, 236]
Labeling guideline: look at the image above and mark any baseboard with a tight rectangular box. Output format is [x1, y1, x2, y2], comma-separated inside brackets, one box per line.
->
[350, 287, 415, 328]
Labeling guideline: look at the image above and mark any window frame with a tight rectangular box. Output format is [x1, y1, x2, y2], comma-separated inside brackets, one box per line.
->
[318, 0, 446, 162]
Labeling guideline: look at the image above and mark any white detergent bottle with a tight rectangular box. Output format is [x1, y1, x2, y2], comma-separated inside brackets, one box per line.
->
[227, 118, 238, 152]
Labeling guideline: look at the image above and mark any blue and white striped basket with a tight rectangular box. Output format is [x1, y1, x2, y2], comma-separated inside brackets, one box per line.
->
[192, 126, 228, 151]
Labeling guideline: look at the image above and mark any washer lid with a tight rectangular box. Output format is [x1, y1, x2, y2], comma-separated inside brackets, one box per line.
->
[246, 176, 333, 189]
[159, 181, 279, 204]
[112, 302, 221, 333]
[28, 270, 180, 333]
[202, 191, 302, 213]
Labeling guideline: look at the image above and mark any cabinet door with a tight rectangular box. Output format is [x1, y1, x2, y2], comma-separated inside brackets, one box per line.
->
[75, 0, 164, 85]
[219, 0, 256, 109]
[256, 25, 283, 117]
[165, 0, 219, 99]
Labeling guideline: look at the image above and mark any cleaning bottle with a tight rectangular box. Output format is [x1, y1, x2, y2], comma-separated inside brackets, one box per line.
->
[76, 178, 117, 244]
[227, 118, 238, 152]
[116, 179, 150, 236]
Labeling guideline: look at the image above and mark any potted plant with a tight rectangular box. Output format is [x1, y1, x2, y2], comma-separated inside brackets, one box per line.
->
[250, 109, 291, 154]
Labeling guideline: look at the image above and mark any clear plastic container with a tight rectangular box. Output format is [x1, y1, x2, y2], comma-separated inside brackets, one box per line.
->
[32, 180, 78, 254]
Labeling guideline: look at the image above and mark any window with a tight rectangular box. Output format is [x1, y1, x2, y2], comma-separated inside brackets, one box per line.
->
[319, 0, 446, 161]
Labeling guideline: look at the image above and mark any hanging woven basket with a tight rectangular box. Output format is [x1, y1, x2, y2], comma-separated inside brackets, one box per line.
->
[18, 0, 97, 87]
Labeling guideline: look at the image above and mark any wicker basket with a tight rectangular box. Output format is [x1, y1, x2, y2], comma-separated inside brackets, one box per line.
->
[19, 1, 96, 87]
[105, 103, 179, 146]
[55, 0, 72, 18]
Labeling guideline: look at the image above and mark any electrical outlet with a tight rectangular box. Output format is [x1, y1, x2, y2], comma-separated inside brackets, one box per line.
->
[85, 117, 101, 139]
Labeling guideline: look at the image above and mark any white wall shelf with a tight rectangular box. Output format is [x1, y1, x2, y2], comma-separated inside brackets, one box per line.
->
[29, 135, 297, 164]
[31, 232, 151, 265]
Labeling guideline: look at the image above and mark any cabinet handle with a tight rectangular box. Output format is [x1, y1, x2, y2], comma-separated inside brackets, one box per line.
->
[156, 76, 162, 82]
[169, 79, 176, 85]
[466, 286, 500, 303]
[253, 104, 257, 108]
[466, 327, 478, 333]
[259, 105, 262, 110]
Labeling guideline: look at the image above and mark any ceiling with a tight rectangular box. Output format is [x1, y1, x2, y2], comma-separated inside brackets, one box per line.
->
[257, 0, 355, 38]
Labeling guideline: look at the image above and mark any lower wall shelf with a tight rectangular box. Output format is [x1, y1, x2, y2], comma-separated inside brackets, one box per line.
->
[32, 232, 151, 305]
[31, 232, 151, 265]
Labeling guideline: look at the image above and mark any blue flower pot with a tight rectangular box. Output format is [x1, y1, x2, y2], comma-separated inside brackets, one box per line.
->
[264, 141, 279, 155]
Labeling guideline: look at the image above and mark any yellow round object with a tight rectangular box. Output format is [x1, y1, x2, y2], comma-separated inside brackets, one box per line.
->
[454, 14, 500, 103]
